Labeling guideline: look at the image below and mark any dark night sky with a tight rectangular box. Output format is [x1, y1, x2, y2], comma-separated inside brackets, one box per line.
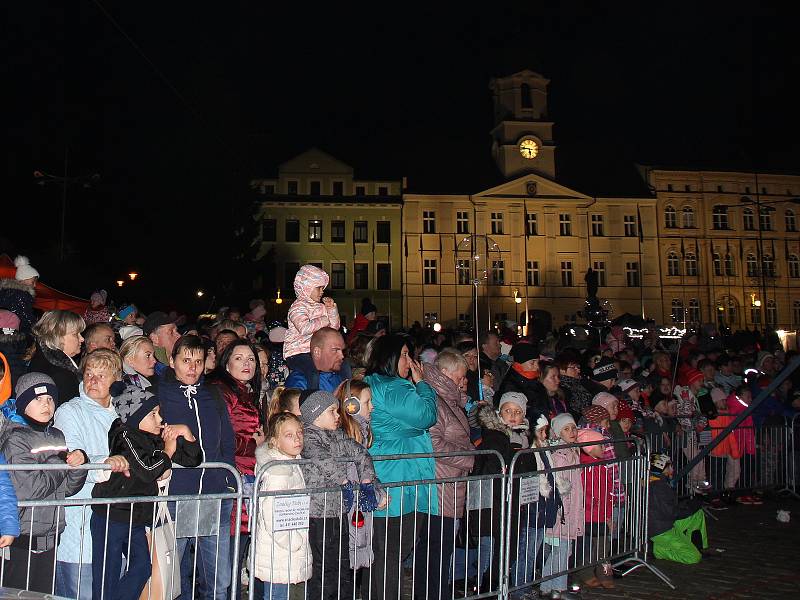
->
[4, 4, 800, 310]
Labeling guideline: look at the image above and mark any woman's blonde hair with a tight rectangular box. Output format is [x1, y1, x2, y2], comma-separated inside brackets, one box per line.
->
[80, 348, 123, 379]
[119, 335, 154, 363]
[334, 379, 373, 448]
[32, 310, 86, 351]
[267, 386, 301, 420]
[266, 412, 303, 448]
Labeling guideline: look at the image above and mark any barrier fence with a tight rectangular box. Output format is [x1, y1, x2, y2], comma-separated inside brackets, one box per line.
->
[0, 441, 682, 600]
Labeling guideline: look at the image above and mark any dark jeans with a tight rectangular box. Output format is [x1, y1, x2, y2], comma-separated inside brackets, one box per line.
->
[90, 514, 151, 600]
[175, 499, 233, 600]
[370, 512, 427, 600]
[2, 542, 56, 593]
[307, 516, 352, 600]
[422, 515, 457, 600]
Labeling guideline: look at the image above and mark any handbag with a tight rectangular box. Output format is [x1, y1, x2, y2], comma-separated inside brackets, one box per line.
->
[141, 477, 182, 600]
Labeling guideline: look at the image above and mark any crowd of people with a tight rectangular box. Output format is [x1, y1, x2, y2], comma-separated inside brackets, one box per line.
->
[0, 257, 798, 600]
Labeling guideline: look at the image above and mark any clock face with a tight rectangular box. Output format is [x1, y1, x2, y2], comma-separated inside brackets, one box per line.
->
[519, 139, 539, 159]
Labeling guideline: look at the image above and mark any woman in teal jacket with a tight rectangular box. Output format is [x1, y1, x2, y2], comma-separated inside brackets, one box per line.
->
[364, 334, 438, 600]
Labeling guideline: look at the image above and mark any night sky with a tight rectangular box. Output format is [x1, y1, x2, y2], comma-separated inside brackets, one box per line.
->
[4, 4, 799, 311]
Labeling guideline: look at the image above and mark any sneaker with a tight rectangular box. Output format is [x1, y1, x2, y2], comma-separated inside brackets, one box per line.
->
[708, 498, 728, 511]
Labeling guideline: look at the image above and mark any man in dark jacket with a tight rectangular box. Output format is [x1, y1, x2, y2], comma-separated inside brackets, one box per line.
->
[284, 327, 350, 391]
[497, 342, 548, 422]
[479, 331, 509, 392]
[158, 335, 236, 600]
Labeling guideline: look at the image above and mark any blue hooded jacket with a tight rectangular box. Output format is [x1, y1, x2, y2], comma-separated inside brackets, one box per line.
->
[158, 369, 236, 495]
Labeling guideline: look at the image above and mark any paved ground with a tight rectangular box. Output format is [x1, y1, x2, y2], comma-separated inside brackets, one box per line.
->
[581, 494, 800, 600]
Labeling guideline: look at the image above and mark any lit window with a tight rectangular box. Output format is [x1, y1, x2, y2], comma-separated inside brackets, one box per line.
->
[308, 220, 322, 242]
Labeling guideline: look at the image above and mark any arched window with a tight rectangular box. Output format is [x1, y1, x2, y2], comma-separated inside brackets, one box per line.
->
[766, 299, 777, 326]
[789, 254, 800, 278]
[743, 207, 755, 230]
[712, 205, 728, 229]
[682, 206, 695, 228]
[685, 253, 698, 276]
[762, 254, 775, 277]
[664, 205, 677, 228]
[671, 299, 684, 322]
[786, 209, 797, 232]
[725, 252, 735, 276]
[688, 298, 701, 323]
[746, 253, 758, 277]
[668, 252, 681, 276]
[520, 83, 532, 109]
[713, 252, 722, 276]
[760, 207, 773, 231]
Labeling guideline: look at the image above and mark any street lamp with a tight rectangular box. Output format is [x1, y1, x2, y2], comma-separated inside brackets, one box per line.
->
[33, 149, 100, 262]
[116, 280, 125, 288]
[196, 290, 204, 298]
[275, 289, 283, 305]
[129, 272, 139, 281]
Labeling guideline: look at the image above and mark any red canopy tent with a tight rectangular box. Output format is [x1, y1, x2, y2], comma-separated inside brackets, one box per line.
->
[0, 254, 89, 314]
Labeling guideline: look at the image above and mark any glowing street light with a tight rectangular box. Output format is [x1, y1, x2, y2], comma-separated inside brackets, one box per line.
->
[128, 272, 138, 281]
[196, 290, 204, 298]
[432, 322, 442, 332]
[275, 289, 283, 305]
[513, 289, 522, 304]
[116, 280, 124, 288]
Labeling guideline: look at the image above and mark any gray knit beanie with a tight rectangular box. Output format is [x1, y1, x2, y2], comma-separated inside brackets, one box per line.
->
[112, 385, 160, 426]
[15, 372, 58, 414]
[299, 389, 337, 426]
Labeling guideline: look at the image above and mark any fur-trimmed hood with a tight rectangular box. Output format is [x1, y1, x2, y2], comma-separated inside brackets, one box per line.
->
[0, 278, 35, 296]
[477, 404, 529, 437]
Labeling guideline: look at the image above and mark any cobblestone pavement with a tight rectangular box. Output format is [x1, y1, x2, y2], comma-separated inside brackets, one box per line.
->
[580, 496, 800, 600]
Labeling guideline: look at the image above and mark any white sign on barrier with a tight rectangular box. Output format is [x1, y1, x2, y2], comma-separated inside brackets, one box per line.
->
[519, 476, 540, 504]
[273, 495, 311, 531]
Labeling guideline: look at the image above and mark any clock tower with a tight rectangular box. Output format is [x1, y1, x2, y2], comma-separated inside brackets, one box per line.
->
[489, 70, 556, 181]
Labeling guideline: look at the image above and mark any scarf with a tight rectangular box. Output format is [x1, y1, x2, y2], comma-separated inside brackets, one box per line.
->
[512, 362, 538, 380]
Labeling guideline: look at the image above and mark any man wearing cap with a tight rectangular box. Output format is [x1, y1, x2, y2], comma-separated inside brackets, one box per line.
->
[143, 311, 181, 376]
[0, 256, 38, 333]
[479, 331, 509, 392]
[285, 327, 350, 392]
[496, 342, 550, 423]
[584, 356, 618, 397]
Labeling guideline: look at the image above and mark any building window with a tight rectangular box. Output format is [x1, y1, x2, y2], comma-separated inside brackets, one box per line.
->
[423, 259, 438, 285]
[424, 312, 439, 325]
[287, 180, 298, 195]
[593, 261, 606, 287]
[520, 83, 532, 108]
[559, 214, 572, 236]
[527, 260, 540, 286]
[378, 186, 388, 196]
[626, 262, 640, 287]
[760, 207, 773, 231]
[667, 184, 674, 192]
[743, 207, 755, 230]
[713, 252, 722, 276]
[491, 260, 505, 285]
[308, 220, 322, 242]
[457, 259, 471, 285]
[786, 209, 797, 232]
[332, 181, 344, 196]
[591, 214, 604, 236]
[750, 304, 762, 325]
[685, 253, 698, 276]
[794, 300, 800, 326]
[458, 313, 471, 328]
[285, 220, 300, 242]
[624, 215, 636, 237]
[354, 221, 368, 243]
[789, 255, 800, 278]
[712, 205, 729, 230]
[491, 212, 504, 235]
[766, 300, 777, 326]
[285, 262, 300, 291]
[354, 264, 369, 289]
[355, 185, 366, 196]
[685, 184, 691, 192]
[717, 185, 724, 192]
[261, 184, 275, 195]
[688, 298, 701, 323]
[726, 298, 738, 327]
[561, 261, 574, 287]
[331, 263, 346, 289]
[526, 213, 538, 236]
[309, 181, 321, 196]
[261, 218, 277, 242]
[746, 253, 758, 277]
[682, 206, 695, 228]
[664, 205, 677, 228]
[725, 253, 736, 276]
[377, 264, 391, 290]
[456, 211, 470, 234]
[423, 211, 436, 234]
[377, 221, 391, 244]
[331, 221, 345, 243]
[671, 299, 684, 322]
[668, 252, 681, 276]
[762, 254, 775, 277]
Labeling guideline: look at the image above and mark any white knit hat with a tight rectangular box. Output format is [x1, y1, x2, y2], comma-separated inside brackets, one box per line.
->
[14, 256, 39, 281]
[498, 391, 527, 413]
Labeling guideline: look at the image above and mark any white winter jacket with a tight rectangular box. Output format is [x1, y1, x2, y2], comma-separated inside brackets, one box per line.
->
[251, 445, 312, 584]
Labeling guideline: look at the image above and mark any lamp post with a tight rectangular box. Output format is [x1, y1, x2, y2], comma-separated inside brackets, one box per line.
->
[33, 148, 100, 262]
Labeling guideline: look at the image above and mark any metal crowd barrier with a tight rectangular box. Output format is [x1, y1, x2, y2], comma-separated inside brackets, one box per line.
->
[0, 462, 242, 600]
[1, 449, 675, 600]
[642, 414, 796, 500]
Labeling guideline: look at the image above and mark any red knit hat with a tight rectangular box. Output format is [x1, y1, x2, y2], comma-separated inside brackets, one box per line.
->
[582, 404, 611, 425]
[616, 400, 635, 422]
[685, 368, 704, 387]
